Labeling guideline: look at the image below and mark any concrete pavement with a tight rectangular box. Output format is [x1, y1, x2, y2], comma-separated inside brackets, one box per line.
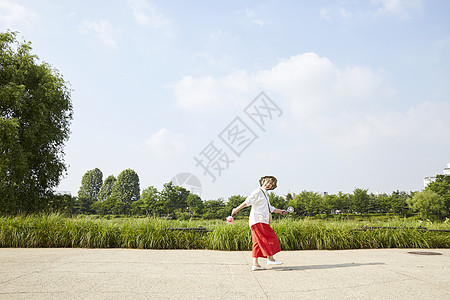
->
[0, 248, 449, 299]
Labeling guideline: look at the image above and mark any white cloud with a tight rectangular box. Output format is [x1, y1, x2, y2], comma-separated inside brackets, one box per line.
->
[174, 52, 393, 115]
[238, 8, 265, 27]
[335, 101, 450, 149]
[319, 5, 353, 21]
[427, 37, 450, 64]
[0, 0, 37, 28]
[320, 0, 422, 21]
[78, 20, 121, 49]
[319, 8, 331, 20]
[173, 70, 257, 112]
[339, 8, 353, 19]
[372, 0, 423, 19]
[145, 128, 186, 157]
[173, 52, 449, 156]
[193, 51, 231, 71]
[128, 0, 170, 29]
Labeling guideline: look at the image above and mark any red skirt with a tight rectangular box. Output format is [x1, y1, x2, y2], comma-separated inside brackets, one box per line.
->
[250, 222, 281, 258]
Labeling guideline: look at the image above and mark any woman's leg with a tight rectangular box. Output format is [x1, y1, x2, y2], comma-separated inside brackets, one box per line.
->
[251, 223, 282, 264]
[252, 223, 281, 257]
[252, 236, 264, 266]
[251, 225, 265, 267]
[253, 257, 261, 267]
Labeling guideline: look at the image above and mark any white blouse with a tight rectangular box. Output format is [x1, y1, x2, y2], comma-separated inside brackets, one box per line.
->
[244, 187, 275, 227]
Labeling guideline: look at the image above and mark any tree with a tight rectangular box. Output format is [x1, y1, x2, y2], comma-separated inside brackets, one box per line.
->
[74, 168, 103, 214]
[225, 195, 246, 216]
[375, 193, 391, 213]
[407, 190, 446, 220]
[97, 175, 116, 202]
[269, 192, 287, 210]
[90, 175, 116, 215]
[289, 194, 305, 216]
[425, 175, 450, 216]
[268, 193, 287, 219]
[0, 31, 73, 213]
[174, 186, 190, 212]
[110, 169, 140, 213]
[351, 188, 370, 217]
[322, 193, 338, 217]
[293, 191, 322, 216]
[159, 182, 190, 216]
[186, 193, 204, 216]
[389, 190, 410, 216]
[46, 193, 74, 215]
[131, 186, 159, 216]
[335, 191, 351, 214]
[202, 199, 227, 219]
[78, 168, 103, 200]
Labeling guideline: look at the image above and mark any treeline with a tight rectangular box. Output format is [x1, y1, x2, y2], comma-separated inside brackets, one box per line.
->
[57, 168, 450, 220]
[68, 168, 245, 219]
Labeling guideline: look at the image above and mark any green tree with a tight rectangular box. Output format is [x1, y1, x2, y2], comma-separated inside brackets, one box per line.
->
[225, 195, 246, 216]
[425, 175, 450, 216]
[268, 193, 287, 219]
[286, 193, 293, 202]
[159, 182, 190, 215]
[389, 190, 410, 216]
[79, 168, 102, 198]
[202, 199, 226, 219]
[186, 193, 204, 216]
[335, 191, 351, 214]
[90, 175, 116, 215]
[269, 192, 287, 210]
[289, 194, 305, 216]
[322, 193, 338, 217]
[294, 191, 322, 216]
[407, 190, 446, 219]
[97, 175, 116, 202]
[110, 169, 140, 214]
[100, 196, 118, 215]
[351, 188, 370, 217]
[174, 186, 190, 212]
[131, 186, 159, 216]
[74, 168, 103, 214]
[0, 31, 73, 213]
[46, 193, 74, 215]
[376, 193, 391, 213]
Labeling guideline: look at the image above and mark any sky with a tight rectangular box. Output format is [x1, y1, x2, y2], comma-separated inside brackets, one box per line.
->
[1, 0, 450, 201]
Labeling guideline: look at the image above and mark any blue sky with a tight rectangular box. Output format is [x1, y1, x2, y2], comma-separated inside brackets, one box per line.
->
[1, 0, 449, 200]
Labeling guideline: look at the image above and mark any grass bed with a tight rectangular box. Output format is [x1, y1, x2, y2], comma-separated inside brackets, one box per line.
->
[1, 214, 449, 250]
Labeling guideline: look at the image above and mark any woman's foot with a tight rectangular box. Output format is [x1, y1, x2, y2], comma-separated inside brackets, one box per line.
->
[267, 256, 283, 265]
[251, 265, 266, 271]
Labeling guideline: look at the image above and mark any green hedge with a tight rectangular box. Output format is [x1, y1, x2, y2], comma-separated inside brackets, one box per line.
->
[1, 214, 449, 250]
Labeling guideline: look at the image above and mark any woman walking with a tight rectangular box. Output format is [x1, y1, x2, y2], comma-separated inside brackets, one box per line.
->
[231, 176, 287, 271]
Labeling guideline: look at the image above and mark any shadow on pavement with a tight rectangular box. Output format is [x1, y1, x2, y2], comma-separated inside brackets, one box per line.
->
[271, 262, 385, 271]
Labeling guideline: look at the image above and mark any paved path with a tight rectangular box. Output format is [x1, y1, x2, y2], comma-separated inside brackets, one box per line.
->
[0, 248, 449, 299]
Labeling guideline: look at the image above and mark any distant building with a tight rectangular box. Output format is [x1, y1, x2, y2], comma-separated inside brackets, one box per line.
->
[281, 192, 296, 200]
[423, 162, 450, 188]
[55, 191, 72, 196]
[423, 176, 436, 187]
[444, 163, 450, 175]
[374, 191, 384, 197]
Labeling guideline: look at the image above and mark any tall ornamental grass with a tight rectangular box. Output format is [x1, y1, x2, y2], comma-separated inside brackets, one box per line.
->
[0, 214, 449, 250]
